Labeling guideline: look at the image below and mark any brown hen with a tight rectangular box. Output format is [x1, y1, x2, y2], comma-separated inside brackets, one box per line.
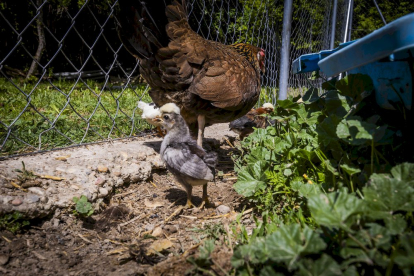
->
[116, 0, 265, 147]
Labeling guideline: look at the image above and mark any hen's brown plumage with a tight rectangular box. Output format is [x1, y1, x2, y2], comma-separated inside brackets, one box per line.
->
[116, 0, 265, 146]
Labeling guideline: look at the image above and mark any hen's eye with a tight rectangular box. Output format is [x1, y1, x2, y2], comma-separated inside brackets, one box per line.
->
[163, 115, 169, 120]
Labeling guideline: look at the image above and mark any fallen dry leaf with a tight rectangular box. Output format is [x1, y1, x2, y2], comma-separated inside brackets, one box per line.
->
[10, 181, 28, 192]
[55, 155, 71, 161]
[34, 174, 65, 181]
[144, 198, 164, 208]
[146, 239, 173, 255]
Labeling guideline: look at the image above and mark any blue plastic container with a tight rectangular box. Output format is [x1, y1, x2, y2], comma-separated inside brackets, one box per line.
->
[292, 13, 414, 110]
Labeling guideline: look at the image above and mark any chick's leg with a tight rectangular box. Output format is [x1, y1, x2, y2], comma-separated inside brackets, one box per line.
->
[199, 183, 211, 209]
[184, 184, 194, 208]
[197, 115, 205, 148]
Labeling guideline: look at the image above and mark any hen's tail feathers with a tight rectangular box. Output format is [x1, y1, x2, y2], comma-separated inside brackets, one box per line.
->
[166, 1, 189, 30]
[116, 0, 188, 60]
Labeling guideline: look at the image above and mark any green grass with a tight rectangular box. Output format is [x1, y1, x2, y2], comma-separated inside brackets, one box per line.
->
[0, 77, 152, 156]
[0, 78, 292, 157]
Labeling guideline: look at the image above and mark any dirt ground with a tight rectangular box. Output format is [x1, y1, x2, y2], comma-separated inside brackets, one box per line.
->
[0, 124, 256, 276]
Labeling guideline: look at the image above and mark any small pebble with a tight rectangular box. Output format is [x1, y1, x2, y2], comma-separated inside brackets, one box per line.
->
[112, 171, 121, 177]
[152, 227, 163, 237]
[98, 187, 109, 198]
[28, 187, 45, 196]
[97, 165, 108, 173]
[145, 224, 155, 231]
[11, 198, 23, 206]
[53, 219, 60, 227]
[163, 225, 178, 234]
[216, 205, 231, 214]
[26, 195, 40, 203]
[95, 177, 106, 186]
[0, 254, 9, 265]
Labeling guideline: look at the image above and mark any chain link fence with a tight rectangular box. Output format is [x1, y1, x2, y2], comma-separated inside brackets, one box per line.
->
[1, 0, 412, 158]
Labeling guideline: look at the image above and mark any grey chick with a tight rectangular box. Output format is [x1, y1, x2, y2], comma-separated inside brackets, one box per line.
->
[154, 103, 218, 208]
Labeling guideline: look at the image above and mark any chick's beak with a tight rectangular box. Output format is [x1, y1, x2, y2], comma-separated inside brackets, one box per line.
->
[152, 116, 163, 123]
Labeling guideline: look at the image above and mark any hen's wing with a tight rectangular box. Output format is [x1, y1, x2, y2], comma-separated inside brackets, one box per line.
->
[163, 140, 216, 181]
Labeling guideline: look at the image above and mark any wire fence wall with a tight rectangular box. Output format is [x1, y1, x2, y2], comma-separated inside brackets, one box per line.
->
[1, 0, 412, 157]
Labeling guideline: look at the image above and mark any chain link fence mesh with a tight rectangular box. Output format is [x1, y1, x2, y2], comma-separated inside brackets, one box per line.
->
[1, 0, 412, 157]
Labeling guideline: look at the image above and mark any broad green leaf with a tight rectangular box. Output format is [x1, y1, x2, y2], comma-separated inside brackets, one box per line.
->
[259, 266, 281, 276]
[296, 105, 320, 126]
[316, 115, 342, 147]
[340, 247, 367, 259]
[283, 168, 292, 177]
[384, 214, 407, 235]
[234, 161, 268, 197]
[340, 164, 361, 176]
[297, 254, 342, 276]
[266, 224, 326, 269]
[277, 99, 300, 110]
[295, 149, 315, 162]
[264, 136, 290, 153]
[321, 78, 337, 90]
[390, 163, 414, 181]
[322, 91, 351, 117]
[231, 237, 269, 268]
[246, 146, 273, 164]
[302, 87, 320, 104]
[342, 266, 358, 276]
[307, 191, 364, 230]
[394, 234, 414, 271]
[298, 183, 319, 197]
[366, 223, 392, 250]
[337, 117, 376, 145]
[291, 180, 304, 192]
[363, 173, 414, 218]
[335, 74, 374, 102]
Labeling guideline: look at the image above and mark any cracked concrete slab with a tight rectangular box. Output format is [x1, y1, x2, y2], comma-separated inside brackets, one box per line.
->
[0, 123, 236, 219]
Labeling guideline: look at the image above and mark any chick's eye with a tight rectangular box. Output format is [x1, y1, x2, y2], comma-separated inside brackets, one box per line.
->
[163, 115, 169, 120]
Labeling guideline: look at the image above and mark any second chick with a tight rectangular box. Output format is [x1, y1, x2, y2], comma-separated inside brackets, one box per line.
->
[229, 103, 275, 140]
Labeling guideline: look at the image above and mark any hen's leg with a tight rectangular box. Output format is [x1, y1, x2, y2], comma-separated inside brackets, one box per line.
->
[197, 115, 205, 147]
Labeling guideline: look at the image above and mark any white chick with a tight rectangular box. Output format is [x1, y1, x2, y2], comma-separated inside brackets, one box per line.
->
[138, 101, 165, 136]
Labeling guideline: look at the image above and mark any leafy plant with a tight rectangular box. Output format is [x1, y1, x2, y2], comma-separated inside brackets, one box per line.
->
[72, 195, 94, 217]
[233, 73, 412, 213]
[0, 211, 30, 234]
[229, 73, 414, 275]
[186, 239, 216, 275]
[232, 163, 414, 275]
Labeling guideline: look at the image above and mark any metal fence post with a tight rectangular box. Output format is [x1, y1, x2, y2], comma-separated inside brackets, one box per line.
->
[344, 0, 353, 43]
[278, 0, 293, 100]
[330, 0, 338, 49]
[347, 0, 354, 42]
